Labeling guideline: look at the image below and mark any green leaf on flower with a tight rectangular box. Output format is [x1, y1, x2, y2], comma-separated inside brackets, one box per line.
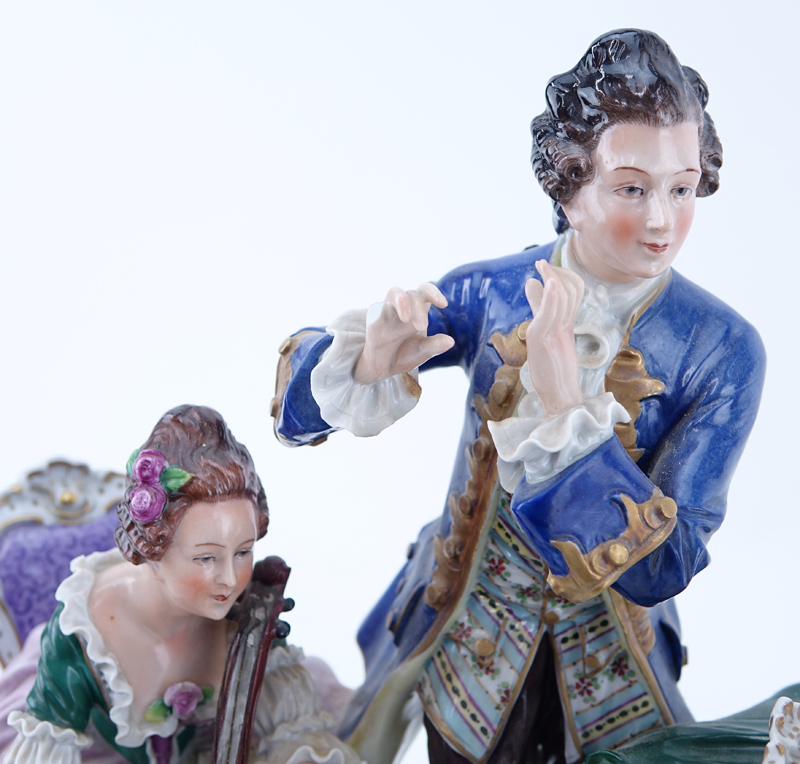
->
[201, 685, 214, 704]
[160, 466, 194, 493]
[144, 699, 171, 723]
[125, 449, 141, 477]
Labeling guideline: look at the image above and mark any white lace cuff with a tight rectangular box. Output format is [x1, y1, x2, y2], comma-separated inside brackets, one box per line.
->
[488, 392, 630, 490]
[4, 711, 92, 764]
[310, 308, 421, 437]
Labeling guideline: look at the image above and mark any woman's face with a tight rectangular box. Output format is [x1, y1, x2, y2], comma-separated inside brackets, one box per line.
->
[562, 122, 701, 284]
[150, 498, 258, 621]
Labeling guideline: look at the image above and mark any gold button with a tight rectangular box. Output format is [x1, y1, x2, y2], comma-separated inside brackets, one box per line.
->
[59, 491, 77, 506]
[659, 497, 678, 519]
[278, 338, 292, 355]
[475, 639, 495, 657]
[544, 611, 559, 626]
[585, 654, 601, 670]
[608, 543, 629, 566]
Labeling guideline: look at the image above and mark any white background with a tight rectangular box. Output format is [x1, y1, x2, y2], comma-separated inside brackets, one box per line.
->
[0, 3, 796, 761]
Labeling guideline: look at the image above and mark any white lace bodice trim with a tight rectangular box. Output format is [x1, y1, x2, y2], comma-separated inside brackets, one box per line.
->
[56, 548, 179, 748]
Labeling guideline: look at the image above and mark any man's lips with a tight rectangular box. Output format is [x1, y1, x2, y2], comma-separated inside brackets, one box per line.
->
[642, 242, 669, 254]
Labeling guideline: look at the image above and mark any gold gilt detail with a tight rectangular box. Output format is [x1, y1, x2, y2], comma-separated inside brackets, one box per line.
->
[423, 325, 527, 613]
[605, 344, 665, 463]
[604, 276, 669, 463]
[609, 588, 658, 657]
[271, 330, 326, 443]
[547, 488, 677, 603]
[621, 597, 657, 655]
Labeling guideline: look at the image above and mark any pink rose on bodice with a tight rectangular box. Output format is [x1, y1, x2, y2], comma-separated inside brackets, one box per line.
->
[163, 682, 204, 720]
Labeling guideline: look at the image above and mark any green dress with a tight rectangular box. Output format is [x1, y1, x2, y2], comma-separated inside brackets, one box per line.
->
[25, 601, 195, 764]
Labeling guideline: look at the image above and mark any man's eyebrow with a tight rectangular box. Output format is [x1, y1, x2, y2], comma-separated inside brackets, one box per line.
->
[612, 166, 649, 176]
[611, 166, 701, 175]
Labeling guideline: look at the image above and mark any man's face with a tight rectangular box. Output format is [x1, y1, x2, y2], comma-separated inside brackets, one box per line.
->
[562, 122, 701, 284]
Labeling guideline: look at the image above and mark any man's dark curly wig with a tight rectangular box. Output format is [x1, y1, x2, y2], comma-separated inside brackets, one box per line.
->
[531, 29, 722, 228]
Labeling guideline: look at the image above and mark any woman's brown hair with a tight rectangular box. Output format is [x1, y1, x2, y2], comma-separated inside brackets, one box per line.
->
[115, 405, 269, 564]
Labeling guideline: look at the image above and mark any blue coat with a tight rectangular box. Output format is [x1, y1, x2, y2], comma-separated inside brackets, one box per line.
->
[274, 241, 765, 762]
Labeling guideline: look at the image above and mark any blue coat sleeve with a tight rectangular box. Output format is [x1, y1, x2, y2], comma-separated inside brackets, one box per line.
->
[510, 299, 766, 607]
[274, 328, 336, 445]
[273, 249, 533, 444]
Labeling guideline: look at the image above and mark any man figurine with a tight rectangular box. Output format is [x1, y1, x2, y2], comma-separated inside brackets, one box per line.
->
[272, 29, 764, 764]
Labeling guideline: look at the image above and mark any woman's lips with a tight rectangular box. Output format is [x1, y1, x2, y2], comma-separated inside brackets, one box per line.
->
[642, 242, 669, 254]
[212, 594, 230, 602]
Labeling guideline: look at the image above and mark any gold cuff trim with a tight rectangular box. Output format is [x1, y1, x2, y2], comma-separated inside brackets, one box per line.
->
[547, 488, 677, 603]
[271, 330, 328, 445]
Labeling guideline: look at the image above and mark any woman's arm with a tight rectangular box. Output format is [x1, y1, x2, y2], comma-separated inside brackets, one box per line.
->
[4, 605, 102, 764]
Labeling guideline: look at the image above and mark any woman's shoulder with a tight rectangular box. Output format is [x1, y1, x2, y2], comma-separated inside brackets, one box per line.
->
[88, 551, 142, 624]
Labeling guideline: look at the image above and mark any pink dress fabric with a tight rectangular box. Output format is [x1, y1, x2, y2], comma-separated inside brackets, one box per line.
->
[0, 624, 125, 764]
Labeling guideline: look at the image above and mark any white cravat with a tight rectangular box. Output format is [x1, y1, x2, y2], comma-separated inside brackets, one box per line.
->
[489, 232, 668, 489]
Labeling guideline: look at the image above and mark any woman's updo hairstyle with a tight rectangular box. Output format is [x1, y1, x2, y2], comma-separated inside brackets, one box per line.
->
[115, 404, 269, 565]
[531, 29, 722, 230]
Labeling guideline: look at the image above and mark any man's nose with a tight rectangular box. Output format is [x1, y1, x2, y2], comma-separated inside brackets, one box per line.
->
[646, 191, 674, 233]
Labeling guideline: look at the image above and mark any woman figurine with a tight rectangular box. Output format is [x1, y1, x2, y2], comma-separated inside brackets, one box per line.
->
[4, 404, 360, 764]
[272, 29, 765, 764]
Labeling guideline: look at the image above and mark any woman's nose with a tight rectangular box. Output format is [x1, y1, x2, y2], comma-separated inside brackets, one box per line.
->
[646, 192, 673, 233]
[216, 558, 236, 587]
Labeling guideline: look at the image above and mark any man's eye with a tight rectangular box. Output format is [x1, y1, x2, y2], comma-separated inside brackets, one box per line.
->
[616, 185, 643, 198]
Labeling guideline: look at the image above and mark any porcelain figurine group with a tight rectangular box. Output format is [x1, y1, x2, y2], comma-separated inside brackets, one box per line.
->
[0, 27, 783, 764]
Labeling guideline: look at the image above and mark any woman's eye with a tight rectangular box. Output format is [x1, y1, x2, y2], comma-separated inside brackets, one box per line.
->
[616, 185, 643, 198]
[194, 556, 215, 563]
[672, 186, 693, 199]
[236, 549, 253, 559]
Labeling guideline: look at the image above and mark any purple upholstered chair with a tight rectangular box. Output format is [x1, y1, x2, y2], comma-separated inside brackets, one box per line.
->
[0, 461, 125, 667]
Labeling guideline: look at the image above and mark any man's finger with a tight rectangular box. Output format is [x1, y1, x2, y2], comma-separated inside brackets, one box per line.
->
[525, 278, 544, 315]
[417, 282, 449, 309]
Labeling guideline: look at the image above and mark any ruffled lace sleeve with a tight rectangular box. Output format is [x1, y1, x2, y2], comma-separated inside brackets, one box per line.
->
[3, 711, 92, 764]
[309, 307, 421, 437]
[488, 360, 630, 490]
[253, 646, 363, 764]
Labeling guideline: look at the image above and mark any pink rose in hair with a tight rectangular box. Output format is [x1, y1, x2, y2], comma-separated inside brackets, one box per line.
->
[164, 682, 204, 720]
[129, 483, 167, 524]
[132, 449, 167, 486]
